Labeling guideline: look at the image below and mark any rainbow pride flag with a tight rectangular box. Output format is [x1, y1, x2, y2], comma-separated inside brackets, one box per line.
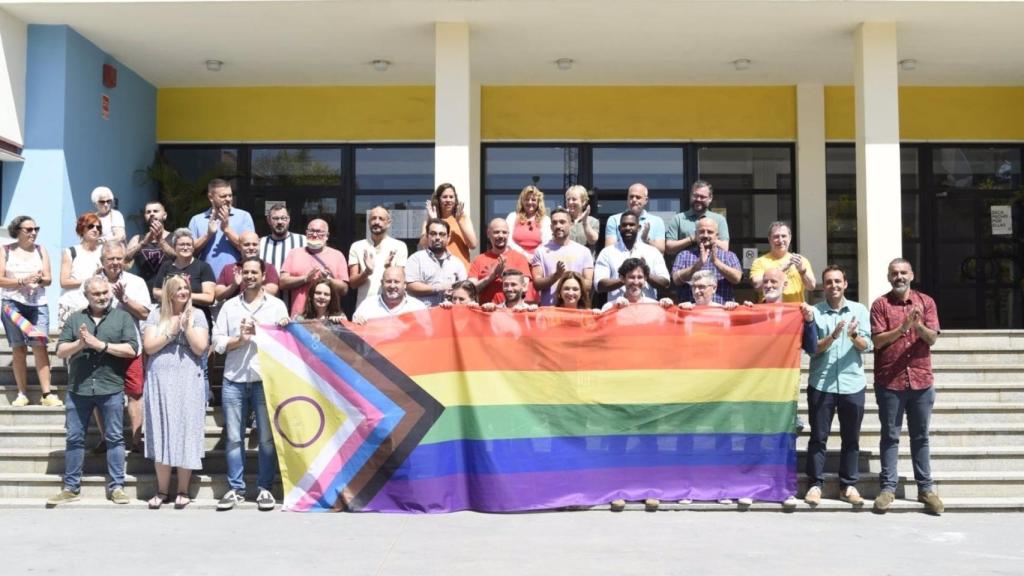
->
[255, 304, 802, 512]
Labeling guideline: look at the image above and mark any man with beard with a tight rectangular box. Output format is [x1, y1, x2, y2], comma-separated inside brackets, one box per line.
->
[870, 258, 943, 515]
[349, 206, 408, 309]
[49, 276, 139, 505]
[671, 217, 741, 304]
[96, 241, 151, 452]
[126, 201, 173, 284]
[259, 203, 306, 273]
[603, 183, 666, 253]
[595, 212, 670, 303]
[482, 269, 537, 312]
[353, 266, 426, 323]
[600, 258, 674, 312]
[804, 265, 871, 509]
[406, 219, 468, 307]
[215, 231, 280, 302]
[469, 218, 537, 305]
[213, 257, 289, 511]
[189, 178, 255, 279]
[530, 208, 594, 306]
[279, 219, 349, 317]
[666, 180, 730, 255]
[750, 221, 816, 302]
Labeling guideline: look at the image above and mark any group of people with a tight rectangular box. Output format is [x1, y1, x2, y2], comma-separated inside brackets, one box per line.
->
[0, 176, 943, 514]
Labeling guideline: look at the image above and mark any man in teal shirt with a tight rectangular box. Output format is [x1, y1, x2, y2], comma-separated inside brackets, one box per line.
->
[804, 265, 871, 508]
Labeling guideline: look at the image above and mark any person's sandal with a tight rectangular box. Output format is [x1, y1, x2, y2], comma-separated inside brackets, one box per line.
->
[174, 492, 191, 510]
[148, 492, 169, 510]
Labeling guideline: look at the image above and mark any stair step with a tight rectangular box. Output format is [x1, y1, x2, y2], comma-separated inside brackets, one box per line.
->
[0, 425, 238, 449]
[0, 448, 258, 474]
[1, 471, 1021, 500]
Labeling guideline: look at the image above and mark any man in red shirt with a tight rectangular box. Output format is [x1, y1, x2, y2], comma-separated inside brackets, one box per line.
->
[468, 218, 537, 305]
[870, 258, 942, 515]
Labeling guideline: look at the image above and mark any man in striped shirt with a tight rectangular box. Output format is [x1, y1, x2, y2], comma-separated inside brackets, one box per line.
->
[259, 203, 306, 272]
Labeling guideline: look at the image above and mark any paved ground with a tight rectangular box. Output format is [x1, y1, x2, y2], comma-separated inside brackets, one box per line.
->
[2, 509, 1022, 575]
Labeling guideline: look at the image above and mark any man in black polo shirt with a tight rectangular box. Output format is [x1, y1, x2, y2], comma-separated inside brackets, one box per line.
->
[49, 276, 139, 505]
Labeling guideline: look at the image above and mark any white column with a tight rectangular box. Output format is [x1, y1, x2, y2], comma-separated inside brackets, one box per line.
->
[796, 82, 827, 300]
[855, 22, 902, 302]
[434, 22, 480, 253]
[0, 8, 28, 149]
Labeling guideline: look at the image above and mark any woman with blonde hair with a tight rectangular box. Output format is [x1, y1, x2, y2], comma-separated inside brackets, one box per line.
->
[419, 183, 478, 268]
[564, 185, 600, 250]
[506, 185, 551, 257]
[141, 274, 209, 509]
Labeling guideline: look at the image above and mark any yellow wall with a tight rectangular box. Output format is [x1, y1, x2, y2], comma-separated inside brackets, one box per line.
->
[826, 86, 1024, 141]
[156, 86, 434, 141]
[157, 84, 1024, 143]
[481, 86, 796, 140]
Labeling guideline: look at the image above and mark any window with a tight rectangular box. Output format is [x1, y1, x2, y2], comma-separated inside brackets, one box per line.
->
[592, 146, 684, 222]
[354, 146, 434, 249]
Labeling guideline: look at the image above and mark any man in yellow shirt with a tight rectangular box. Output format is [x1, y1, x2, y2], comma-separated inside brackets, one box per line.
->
[750, 221, 816, 302]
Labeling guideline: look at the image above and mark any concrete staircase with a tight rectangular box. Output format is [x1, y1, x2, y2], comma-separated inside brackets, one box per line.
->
[1, 330, 1022, 511]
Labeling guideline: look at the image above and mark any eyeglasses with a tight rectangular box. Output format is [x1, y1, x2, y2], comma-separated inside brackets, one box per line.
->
[19, 227, 40, 233]
[305, 229, 328, 237]
[87, 224, 102, 231]
[97, 199, 113, 205]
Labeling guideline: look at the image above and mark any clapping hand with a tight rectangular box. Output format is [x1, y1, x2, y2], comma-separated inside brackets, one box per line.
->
[111, 282, 126, 302]
[641, 222, 651, 242]
[425, 200, 438, 220]
[831, 319, 846, 340]
[455, 201, 465, 219]
[847, 318, 859, 338]
[363, 250, 375, 275]
[575, 205, 591, 224]
[384, 250, 396, 269]
[790, 253, 807, 274]
[78, 323, 102, 351]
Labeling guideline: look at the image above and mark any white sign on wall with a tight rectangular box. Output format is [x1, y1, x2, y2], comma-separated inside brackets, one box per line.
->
[991, 205, 1013, 236]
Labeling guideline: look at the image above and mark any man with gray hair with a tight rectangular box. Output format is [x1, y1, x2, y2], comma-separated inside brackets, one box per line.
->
[603, 182, 666, 253]
[96, 241, 151, 452]
[49, 275, 140, 505]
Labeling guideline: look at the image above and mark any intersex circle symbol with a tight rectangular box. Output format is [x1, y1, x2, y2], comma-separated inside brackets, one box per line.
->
[273, 396, 326, 448]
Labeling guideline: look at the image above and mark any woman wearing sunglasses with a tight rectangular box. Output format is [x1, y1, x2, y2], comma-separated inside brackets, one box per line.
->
[57, 213, 104, 330]
[91, 186, 125, 244]
[0, 216, 61, 408]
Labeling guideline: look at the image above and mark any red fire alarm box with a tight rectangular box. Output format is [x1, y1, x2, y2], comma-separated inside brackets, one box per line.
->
[103, 64, 117, 88]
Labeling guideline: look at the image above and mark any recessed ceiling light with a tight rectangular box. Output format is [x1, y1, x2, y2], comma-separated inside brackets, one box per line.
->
[372, 59, 392, 72]
[205, 59, 223, 72]
[555, 58, 574, 71]
[732, 58, 751, 71]
[899, 59, 917, 71]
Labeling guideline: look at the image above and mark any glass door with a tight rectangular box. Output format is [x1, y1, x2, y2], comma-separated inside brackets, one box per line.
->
[925, 146, 1023, 329]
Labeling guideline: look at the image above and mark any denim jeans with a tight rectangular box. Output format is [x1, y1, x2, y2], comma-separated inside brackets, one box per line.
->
[876, 385, 936, 493]
[64, 391, 125, 492]
[805, 387, 865, 490]
[222, 379, 276, 493]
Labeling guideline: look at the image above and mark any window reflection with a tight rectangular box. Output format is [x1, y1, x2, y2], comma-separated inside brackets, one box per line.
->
[592, 147, 684, 190]
[251, 148, 342, 187]
[933, 147, 1021, 190]
[484, 147, 579, 191]
[355, 147, 434, 191]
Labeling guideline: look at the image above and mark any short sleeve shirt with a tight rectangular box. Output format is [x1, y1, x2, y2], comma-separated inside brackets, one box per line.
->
[150, 258, 216, 323]
[671, 247, 741, 304]
[281, 246, 350, 317]
[665, 209, 730, 243]
[530, 240, 595, 306]
[603, 210, 666, 247]
[58, 307, 139, 396]
[569, 216, 600, 249]
[188, 207, 256, 278]
[405, 249, 467, 307]
[468, 250, 538, 305]
[870, 290, 941, 391]
[594, 241, 669, 302]
[808, 299, 872, 394]
[348, 236, 409, 308]
[750, 253, 814, 303]
[98, 210, 126, 243]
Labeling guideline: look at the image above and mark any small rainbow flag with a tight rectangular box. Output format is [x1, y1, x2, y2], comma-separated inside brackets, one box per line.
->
[256, 304, 802, 512]
[2, 303, 48, 346]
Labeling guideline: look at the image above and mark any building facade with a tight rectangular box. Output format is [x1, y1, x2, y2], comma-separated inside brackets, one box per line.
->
[1, 1, 1022, 327]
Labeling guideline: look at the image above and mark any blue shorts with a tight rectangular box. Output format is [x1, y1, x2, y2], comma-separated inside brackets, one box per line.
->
[1, 299, 49, 348]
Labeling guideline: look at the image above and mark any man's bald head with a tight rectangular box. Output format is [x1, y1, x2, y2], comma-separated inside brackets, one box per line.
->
[239, 230, 260, 258]
[761, 268, 788, 303]
[487, 218, 509, 251]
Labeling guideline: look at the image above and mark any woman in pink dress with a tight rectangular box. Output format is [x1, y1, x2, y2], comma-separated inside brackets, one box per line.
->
[505, 185, 551, 258]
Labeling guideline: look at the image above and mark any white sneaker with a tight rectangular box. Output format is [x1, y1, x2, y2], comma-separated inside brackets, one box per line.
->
[677, 498, 693, 505]
[737, 497, 753, 506]
[782, 496, 799, 509]
[718, 498, 734, 505]
[12, 393, 29, 407]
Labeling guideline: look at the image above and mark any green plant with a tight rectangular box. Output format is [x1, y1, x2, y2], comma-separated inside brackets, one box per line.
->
[147, 155, 233, 230]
